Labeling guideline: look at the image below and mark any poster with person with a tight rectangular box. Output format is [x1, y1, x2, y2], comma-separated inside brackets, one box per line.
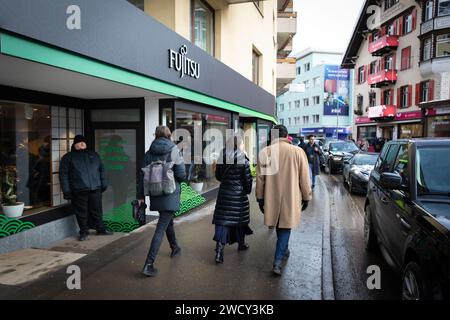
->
[323, 65, 350, 116]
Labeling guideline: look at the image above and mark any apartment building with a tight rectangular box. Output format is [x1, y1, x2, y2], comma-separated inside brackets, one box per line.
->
[277, 49, 353, 139]
[343, 0, 450, 142]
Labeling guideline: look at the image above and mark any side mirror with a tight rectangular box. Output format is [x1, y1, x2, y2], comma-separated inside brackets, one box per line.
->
[380, 172, 403, 190]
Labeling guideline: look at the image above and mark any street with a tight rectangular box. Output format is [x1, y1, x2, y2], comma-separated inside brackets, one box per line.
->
[1, 172, 401, 300]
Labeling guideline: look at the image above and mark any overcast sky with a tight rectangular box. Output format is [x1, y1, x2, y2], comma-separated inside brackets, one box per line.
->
[292, 0, 366, 55]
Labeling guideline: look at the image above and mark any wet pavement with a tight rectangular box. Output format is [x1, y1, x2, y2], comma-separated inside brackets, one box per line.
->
[0, 173, 402, 300]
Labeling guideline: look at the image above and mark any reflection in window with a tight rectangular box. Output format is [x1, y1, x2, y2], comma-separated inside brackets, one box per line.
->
[438, 0, 450, 16]
[436, 34, 450, 57]
[193, 0, 214, 55]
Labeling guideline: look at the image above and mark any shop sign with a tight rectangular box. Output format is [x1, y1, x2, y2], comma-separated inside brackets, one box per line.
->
[169, 45, 200, 79]
[394, 111, 422, 121]
[368, 105, 396, 119]
[426, 107, 450, 116]
[355, 116, 376, 124]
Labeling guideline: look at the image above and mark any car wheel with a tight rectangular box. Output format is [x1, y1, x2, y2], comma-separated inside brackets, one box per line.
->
[402, 261, 431, 300]
[364, 205, 378, 252]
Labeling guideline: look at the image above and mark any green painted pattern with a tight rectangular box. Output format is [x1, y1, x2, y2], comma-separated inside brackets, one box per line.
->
[0, 33, 277, 123]
[0, 214, 36, 238]
[102, 183, 206, 232]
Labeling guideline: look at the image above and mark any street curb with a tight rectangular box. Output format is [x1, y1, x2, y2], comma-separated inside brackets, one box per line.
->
[321, 177, 335, 300]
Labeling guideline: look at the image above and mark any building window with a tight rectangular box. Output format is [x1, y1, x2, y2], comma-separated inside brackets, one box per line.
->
[304, 63, 311, 72]
[384, 90, 392, 105]
[280, 118, 284, 125]
[369, 91, 377, 107]
[313, 96, 320, 105]
[295, 100, 300, 109]
[288, 101, 292, 110]
[288, 118, 292, 126]
[356, 95, 364, 112]
[438, 0, 450, 16]
[384, 54, 394, 70]
[404, 13, 413, 34]
[252, 49, 261, 85]
[425, 1, 434, 21]
[400, 86, 410, 108]
[303, 116, 309, 124]
[279, 103, 284, 112]
[313, 77, 321, 87]
[127, 0, 145, 11]
[303, 98, 310, 107]
[423, 38, 432, 61]
[384, 0, 399, 10]
[387, 23, 396, 36]
[192, 0, 214, 55]
[370, 60, 378, 74]
[296, 67, 301, 75]
[358, 66, 366, 83]
[421, 81, 430, 102]
[304, 80, 310, 89]
[313, 115, 320, 123]
[436, 34, 450, 57]
[401, 47, 411, 70]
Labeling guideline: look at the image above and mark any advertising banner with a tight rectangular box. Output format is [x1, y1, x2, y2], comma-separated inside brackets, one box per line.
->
[323, 65, 350, 116]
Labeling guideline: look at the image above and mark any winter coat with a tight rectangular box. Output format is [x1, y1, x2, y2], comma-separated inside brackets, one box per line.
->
[303, 142, 322, 176]
[213, 149, 253, 227]
[137, 138, 186, 212]
[256, 138, 312, 229]
[59, 147, 106, 194]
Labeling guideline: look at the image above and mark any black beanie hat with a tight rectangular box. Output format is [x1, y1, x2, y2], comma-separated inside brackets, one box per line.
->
[73, 135, 87, 145]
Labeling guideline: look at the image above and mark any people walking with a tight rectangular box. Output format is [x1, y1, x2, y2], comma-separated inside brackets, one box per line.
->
[138, 126, 186, 277]
[212, 135, 253, 264]
[256, 125, 312, 276]
[303, 135, 322, 190]
[59, 135, 112, 241]
[298, 136, 307, 150]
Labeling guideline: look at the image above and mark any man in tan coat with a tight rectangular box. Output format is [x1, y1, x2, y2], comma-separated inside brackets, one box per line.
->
[256, 125, 312, 275]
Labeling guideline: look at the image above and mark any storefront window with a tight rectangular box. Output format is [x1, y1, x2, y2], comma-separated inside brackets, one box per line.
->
[427, 115, 450, 137]
[0, 101, 83, 216]
[357, 126, 377, 149]
[399, 123, 423, 138]
[192, 0, 214, 55]
[0, 102, 51, 213]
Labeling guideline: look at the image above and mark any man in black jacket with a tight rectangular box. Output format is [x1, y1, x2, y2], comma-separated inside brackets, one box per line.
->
[59, 135, 112, 241]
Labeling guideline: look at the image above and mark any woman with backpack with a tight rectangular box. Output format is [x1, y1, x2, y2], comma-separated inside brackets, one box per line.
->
[137, 126, 186, 277]
[212, 134, 253, 264]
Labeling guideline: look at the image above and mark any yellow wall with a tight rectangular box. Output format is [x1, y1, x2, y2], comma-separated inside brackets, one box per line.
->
[143, 0, 277, 96]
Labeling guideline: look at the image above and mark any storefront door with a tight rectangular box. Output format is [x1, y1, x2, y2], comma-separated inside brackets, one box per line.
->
[382, 126, 394, 140]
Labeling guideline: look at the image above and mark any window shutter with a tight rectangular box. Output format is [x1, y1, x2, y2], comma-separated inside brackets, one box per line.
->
[429, 80, 435, 101]
[381, 26, 387, 36]
[380, 58, 385, 71]
[397, 88, 402, 108]
[412, 8, 417, 31]
[401, 48, 406, 70]
[363, 66, 367, 83]
[408, 85, 413, 107]
[392, 54, 397, 70]
[398, 16, 404, 36]
[415, 83, 421, 105]
[380, 90, 384, 105]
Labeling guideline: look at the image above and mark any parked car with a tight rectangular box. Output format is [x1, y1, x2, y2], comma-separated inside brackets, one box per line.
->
[364, 139, 450, 300]
[322, 140, 360, 174]
[343, 152, 378, 194]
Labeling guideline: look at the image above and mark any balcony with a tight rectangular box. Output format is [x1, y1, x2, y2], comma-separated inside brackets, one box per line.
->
[368, 69, 397, 88]
[276, 58, 296, 96]
[368, 105, 397, 120]
[420, 56, 450, 76]
[420, 15, 450, 36]
[277, 11, 297, 53]
[368, 35, 399, 56]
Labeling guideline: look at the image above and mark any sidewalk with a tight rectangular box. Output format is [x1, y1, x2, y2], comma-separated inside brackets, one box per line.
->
[1, 179, 333, 300]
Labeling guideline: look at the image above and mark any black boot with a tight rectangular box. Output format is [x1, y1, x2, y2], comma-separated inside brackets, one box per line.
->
[215, 242, 224, 264]
[142, 262, 158, 277]
[238, 241, 249, 251]
[170, 245, 181, 258]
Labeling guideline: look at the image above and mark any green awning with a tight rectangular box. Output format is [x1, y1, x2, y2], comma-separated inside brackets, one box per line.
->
[0, 32, 277, 123]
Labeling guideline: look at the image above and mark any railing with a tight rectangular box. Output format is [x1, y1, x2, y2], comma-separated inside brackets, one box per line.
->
[367, 69, 397, 86]
[368, 35, 399, 55]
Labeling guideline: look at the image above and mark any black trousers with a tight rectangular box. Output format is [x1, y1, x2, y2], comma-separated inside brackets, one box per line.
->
[72, 190, 106, 236]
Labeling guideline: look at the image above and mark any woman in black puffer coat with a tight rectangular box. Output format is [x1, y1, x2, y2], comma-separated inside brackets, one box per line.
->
[213, 135, 253, 264]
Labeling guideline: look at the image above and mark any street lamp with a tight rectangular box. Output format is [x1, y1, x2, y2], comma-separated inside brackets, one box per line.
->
[332, 97, 346, 139]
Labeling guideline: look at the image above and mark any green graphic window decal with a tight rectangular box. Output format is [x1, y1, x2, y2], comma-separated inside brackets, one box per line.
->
[0, 215, 36, 238]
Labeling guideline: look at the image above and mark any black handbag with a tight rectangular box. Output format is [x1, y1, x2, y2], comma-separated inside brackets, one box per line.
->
[131, 200, 147, 226]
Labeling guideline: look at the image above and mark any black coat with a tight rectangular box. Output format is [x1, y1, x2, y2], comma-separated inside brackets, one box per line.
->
[59, 148, 106, 194]
[137, 138, 186, 212]
[303, 143, 322, 176]
[213, 150, 253, 227]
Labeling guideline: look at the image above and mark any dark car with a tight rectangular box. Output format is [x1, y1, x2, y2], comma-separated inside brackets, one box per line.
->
[343, 152, 378, 194]
[322, 140, 360, 174]
[364, 139, 450, 300]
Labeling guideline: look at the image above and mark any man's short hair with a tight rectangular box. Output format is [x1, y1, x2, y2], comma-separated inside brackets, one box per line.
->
[272, 125, 288, 139]
[307, 134, 316, 140]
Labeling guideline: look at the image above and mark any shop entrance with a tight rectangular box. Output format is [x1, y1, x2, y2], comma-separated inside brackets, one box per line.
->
[381, 126, 394, 140]
[87, 107, 144, 232]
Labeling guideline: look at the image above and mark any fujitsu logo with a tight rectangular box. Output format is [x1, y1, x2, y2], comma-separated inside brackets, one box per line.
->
[169, 45, 200, 79]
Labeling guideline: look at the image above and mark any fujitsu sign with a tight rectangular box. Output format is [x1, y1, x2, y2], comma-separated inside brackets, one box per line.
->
[169, 45, 200, 79]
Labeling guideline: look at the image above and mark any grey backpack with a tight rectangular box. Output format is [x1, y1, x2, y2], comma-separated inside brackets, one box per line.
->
[142, 158, 176, 197]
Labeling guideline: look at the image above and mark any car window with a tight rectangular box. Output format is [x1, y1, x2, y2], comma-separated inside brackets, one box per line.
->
[416, 146, 450, 196]
[393, 144, 409, 188]
[330, 142, 359, 152]
[353, 154, 378, 166]
[375, 144, 399, 173]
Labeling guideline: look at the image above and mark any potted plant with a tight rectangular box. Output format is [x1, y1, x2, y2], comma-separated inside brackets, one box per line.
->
[189, 164, 204, 193]
[1, 167, 24, 218]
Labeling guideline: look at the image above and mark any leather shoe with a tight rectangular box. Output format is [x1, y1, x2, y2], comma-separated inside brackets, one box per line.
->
[96, 230, 113, 236]
[78, 234, 88, 241]
[142, 263, 158, 277]
[170, 246, 181, 258]
[238, 242, 249, 251]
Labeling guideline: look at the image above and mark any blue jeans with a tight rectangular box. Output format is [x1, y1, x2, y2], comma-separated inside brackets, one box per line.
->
[145, 211, 177, 264]
[309, 163, 316, 187]
[274, 228, 291, 263]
